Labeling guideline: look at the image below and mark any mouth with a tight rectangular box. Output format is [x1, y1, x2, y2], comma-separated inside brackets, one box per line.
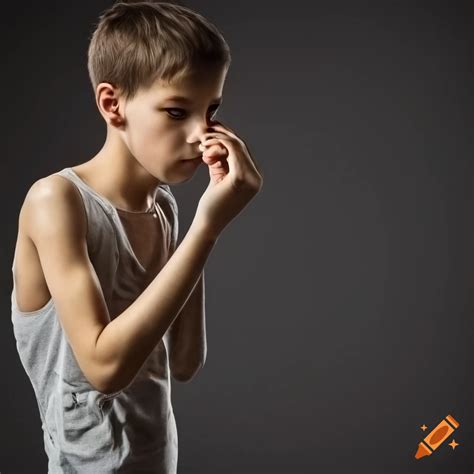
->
[182, 155, 202, 161]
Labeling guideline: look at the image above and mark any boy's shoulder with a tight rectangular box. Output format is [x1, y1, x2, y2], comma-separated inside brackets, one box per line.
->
[25, 172, 84, 213]
[21, 173, 178, 240]
[22, 173, 83, 216]
[16, 174, 87, 275]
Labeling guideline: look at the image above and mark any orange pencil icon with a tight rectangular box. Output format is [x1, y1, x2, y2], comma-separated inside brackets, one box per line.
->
[415, 414, 460, 459]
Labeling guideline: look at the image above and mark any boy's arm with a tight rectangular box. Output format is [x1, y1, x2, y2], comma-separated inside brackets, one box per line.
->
[24, 176, 217, 395]
[21, 177, 116, 393]
[161, 191, 207, 382]
[95, 208, 215, 393]
[165, 270, 207, 382]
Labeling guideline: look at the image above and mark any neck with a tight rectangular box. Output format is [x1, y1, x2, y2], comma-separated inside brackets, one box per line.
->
[77, 133, 161, 212]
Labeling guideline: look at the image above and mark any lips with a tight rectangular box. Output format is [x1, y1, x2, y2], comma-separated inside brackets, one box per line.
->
[183, 155, 202, 161]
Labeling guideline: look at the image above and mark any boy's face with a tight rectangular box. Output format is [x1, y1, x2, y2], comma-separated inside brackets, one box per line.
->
[113, 66, 227, 184]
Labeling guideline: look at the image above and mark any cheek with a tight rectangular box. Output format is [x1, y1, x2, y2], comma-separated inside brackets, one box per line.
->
[129, 116, 163, 148]
[156, 125, 187, 152]
[126, 112, 185, 158]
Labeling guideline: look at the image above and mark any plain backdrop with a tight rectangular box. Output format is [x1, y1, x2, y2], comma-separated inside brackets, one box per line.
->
[1, 1, 472, 473]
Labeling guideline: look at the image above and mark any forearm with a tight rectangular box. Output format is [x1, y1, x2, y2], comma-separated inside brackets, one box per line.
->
[94, 218, 217, 393]
[167, 271, 207, 379]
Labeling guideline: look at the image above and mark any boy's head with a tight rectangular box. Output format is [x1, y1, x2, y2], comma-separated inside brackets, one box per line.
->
[87, 1, 231, 184]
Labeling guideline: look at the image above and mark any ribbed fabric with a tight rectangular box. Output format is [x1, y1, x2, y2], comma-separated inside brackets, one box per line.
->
[11, 167, 180, 473]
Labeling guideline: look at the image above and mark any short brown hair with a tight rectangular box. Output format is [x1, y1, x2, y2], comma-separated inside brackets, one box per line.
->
[87, 1, 231, 102]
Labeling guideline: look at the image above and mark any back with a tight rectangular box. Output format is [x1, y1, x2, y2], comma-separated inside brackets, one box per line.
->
[11, 166, 179, 473]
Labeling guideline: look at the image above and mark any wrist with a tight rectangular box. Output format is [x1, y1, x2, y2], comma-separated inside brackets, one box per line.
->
[189, 218, 220, 243]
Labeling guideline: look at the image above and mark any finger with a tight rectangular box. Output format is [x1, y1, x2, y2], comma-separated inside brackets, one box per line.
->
[201, 131, 230, 141]
[200, 138, 225, 148]
[203, 148, 225, 158]
[207, 133, 260, 178]
[209, 136, 245, 179]
[202, 134, 244, 168]
[205, 128, 262, 180]
[203, 130, 242, 153]
[206, 128, 239, 143]
[208, 120, 238, 137]
[202, 153, 223, 166]
[200, 141, 227, 156]
[201, 137, 230, 157]
[203, 123, 240, 142]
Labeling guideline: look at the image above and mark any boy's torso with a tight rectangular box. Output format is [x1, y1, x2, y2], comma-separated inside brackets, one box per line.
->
[13, 167, 165, 314]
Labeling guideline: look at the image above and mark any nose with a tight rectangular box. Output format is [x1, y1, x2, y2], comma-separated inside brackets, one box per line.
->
[188, 120, 217, 144]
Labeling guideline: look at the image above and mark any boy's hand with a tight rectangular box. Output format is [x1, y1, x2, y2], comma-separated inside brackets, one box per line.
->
[194, 120, 263, 239]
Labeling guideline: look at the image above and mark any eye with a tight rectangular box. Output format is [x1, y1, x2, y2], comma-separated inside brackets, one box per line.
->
[164, 106, 220, 121]
[165, 108, 187, 120]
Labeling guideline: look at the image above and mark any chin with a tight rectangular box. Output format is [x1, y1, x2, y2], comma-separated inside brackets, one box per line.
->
[161, 168, 200, 185]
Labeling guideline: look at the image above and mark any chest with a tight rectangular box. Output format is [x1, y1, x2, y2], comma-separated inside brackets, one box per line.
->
[116, 211, 169, 274]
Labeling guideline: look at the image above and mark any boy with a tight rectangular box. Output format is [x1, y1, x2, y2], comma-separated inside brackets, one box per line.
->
[10, 1, 262, 473]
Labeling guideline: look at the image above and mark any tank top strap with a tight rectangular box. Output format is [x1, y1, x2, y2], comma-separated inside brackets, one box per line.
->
[54, 167, 116, 215]
[54, 167, 166, 217]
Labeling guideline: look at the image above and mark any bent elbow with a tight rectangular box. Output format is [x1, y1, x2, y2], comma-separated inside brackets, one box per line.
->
[86, 371, 121, 395]
[171, 363, 203, 383]
[84, 357, 125, 395]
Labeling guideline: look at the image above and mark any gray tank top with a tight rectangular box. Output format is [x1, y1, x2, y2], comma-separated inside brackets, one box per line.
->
[10, 166, 180, 473]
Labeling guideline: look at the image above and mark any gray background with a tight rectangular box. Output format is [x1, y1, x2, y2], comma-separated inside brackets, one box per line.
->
[1, 1, 472, 473]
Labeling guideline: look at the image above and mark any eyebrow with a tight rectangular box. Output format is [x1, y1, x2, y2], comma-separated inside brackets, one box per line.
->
[163, 95, 222, 104]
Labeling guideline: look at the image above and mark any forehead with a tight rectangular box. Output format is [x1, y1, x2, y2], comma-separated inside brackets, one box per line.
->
[149, 68, 227, 102]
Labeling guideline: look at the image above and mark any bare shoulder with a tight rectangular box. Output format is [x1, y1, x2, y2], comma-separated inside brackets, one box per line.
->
[20, 174, 86, 243]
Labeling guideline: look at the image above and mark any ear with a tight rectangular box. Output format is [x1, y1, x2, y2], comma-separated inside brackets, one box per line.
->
[96, 82, 125, 127]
